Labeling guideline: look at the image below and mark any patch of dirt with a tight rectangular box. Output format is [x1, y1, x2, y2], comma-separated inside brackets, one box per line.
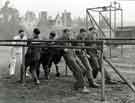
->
[0, 73, 135, 103]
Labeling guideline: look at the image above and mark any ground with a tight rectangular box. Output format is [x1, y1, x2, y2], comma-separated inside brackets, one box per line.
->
[0, 47, 135, 103]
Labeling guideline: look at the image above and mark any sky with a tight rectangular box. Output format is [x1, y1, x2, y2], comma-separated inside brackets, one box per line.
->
[0, 0, 135, 26]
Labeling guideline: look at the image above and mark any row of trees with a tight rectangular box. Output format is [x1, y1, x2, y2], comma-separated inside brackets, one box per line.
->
[0, 1, 22, 39]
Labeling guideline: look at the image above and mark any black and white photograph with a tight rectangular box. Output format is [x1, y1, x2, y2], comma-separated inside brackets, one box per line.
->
[0, 0, 135, 103]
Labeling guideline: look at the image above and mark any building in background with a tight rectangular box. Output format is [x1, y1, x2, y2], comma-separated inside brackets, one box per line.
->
[38, 10, 72, 28]
[38, 11, 47, 26]
[37, 10, 72, 37]
[62, 10, 72, 27]
[0, 1, 83, 39]
[54, 13, 63, 27]
[21, 11, 39, 36]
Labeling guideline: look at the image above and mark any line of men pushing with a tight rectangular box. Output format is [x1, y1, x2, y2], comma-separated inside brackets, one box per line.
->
[9, 27, 115, 93]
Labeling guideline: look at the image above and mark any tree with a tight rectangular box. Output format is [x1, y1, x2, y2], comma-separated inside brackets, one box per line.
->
[0, 1, 22, 39]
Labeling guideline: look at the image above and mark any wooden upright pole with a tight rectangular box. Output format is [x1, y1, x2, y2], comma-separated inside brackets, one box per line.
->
[86, 9, 88, 29]
[120, 9, 124, 56]
[109, 5, 112, 58]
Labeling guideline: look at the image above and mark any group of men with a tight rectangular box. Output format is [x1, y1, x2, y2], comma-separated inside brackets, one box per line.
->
[8, 27, 114, 93]
[56, 28, 114, 93]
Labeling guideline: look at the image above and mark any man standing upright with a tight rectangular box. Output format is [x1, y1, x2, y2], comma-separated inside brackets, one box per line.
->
[9, 29, 27, 77]
[25, 28, 41, 84]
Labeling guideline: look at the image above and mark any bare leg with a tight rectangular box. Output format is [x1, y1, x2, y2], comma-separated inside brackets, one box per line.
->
[42, 64, 49, 80]
[30, 63, 40, 84]
[55, 64, 60, 77]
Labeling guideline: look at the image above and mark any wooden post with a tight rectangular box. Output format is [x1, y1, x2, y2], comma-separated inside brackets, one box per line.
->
[86, 10, 88, 29]
[120, 9, 124, 57]
[109, 5, 112, 58]
[101, 42, 105, 101]
[20, 46, 25, 83]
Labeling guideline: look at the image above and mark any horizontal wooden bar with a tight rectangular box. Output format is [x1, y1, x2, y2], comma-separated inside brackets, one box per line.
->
[105, 42, 135, 45]
[0, 44, 101, 50]
[98, 38, 135, 40]
[1, 38, 135, 46]
[0, 39, 103, 44]
[1, 38, 135, 43]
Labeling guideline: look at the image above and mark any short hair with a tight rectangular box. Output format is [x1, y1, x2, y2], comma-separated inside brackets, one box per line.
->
[50, 31, 56, 37]
[80, 28, 86, 33]
[63, 28, 70, 33]
[88, 27, 95, 31]
[33, 28, 40, 35]
[18, 29, 24, 33]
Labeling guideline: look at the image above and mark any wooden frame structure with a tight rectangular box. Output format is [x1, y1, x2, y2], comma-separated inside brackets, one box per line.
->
[86, 1, 124, 57]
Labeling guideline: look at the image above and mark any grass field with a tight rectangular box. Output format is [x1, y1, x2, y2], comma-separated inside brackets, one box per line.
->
[0, 47, 135, 103]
